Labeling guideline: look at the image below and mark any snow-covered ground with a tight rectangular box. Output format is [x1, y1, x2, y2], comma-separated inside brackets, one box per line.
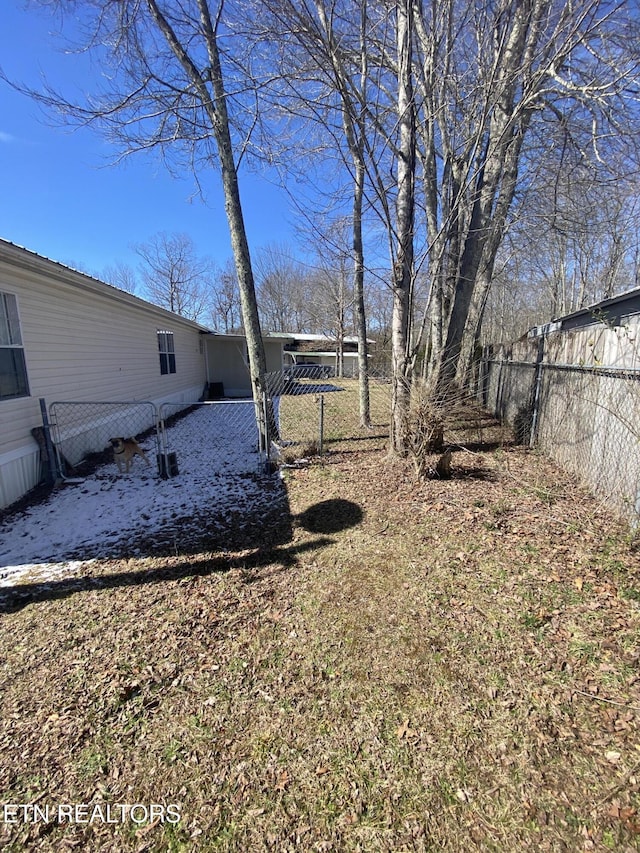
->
[0, 403, 286, 588]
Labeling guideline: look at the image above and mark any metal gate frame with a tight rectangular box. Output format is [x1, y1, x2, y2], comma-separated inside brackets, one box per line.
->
[48, 400, 160, 479]
[45, 394, 273, 482]
[156, 398, 270, 476]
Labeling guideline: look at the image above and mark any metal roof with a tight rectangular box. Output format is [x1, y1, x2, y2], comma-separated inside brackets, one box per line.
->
[0, 237, 211, 332]
[528, 286, 640, 337]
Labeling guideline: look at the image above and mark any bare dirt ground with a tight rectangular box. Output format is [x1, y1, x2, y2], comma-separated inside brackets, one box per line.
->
[2, 406, 640, 852]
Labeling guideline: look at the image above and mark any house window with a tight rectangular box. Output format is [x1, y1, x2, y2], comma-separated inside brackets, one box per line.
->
[157, 330, 176, 375]
[0, 292, 29, 400]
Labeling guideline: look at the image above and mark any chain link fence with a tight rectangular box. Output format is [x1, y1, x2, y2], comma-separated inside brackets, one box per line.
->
[476, 358, 539, 443]
[158, 400, 266, 476]
[474, 357, 640, 523]
[267, 369, 392, 459]
[46, 370, 393, 483]
[49, 401, 159, 477]
[47, 398, 269, 480]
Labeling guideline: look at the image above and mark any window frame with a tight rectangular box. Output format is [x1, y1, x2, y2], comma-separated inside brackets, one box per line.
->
[0, 291, 30, 401]
[157, 329, 176, 375]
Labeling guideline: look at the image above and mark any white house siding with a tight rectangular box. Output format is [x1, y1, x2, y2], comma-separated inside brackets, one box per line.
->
[205, 336, 285, 397]
[0, 241, 207, 509]
[0, 440, 41, 510]
[206, 337, 250, 397]
[265, 339, 285, 373]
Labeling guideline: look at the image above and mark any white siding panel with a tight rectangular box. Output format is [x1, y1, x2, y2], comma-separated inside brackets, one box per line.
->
[1, 268, 206, 408]
[264, 340, 284, 373]
[1, 396, 42, 451]
[204, 337, 285, 397]
[0, 443, 40, 509]
[0, 246, 208, 508]
[206, 338, 252, 397]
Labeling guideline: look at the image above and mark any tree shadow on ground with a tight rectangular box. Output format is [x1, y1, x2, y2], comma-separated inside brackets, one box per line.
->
[296, 498, 363, 533]
[0, 497, 363, 614]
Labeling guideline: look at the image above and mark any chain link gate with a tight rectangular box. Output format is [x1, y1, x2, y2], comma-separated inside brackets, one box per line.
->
[47, 397, 271, 482]
[48, 401, 159, 478]
[157, 399, 269, 478]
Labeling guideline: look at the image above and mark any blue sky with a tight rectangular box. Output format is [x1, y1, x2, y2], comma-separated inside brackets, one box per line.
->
[0, 2, 298, 279]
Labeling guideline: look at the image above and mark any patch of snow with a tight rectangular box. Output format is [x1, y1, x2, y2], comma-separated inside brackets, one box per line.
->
[0, 403, 284, 588]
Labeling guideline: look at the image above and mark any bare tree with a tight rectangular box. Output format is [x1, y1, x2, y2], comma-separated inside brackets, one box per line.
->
[308, 0, 374, 421]
[253, 0, 640, 422]
[134, 232, 212, 322]
[101, 261, 139, 294]
[255, 244, 309, 332]
[389, 0, 416, 451]
[523, 162, 640, 314]
[365, 274, 393, 373]
[480, 130, 640, 341]
[12, 0, 640, 437]
[211, 257, 242, 333]
[310, 227, 356, 376]
[412, 0, 640, 393]
[9, 0, 273, 436]
[254, 0, 391, 426]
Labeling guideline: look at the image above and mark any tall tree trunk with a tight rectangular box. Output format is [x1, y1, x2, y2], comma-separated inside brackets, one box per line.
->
[353, 150, 371, 423]
[314, 0, 371, 423]
[454, 112, 530, 388]
[353, 0, 371, 425]
[144, 0, 274, 441]
[337, 266, 345, 378]
[195, 0, 273, 441]
[391, 0, 415, 453]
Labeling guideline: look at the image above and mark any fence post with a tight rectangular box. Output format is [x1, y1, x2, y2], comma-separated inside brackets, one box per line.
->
[529, 335, 545, 447]
[156, 403, 167, 455]
[156, 403, 168, 478]
[39, 398, 61, 484]
[262, 391, 271, 471]
[318, 394, 324, 456]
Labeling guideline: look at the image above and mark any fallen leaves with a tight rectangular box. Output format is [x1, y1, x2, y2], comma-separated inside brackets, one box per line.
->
[455, 788, 473, 803]
[3, 411, 640, 853]
[607, 802, 640, 834]
[396, 719, 419, 741]
[274, 770, 290, 792]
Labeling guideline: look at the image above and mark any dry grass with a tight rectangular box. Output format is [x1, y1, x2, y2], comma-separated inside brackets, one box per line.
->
[2, 403, 640, 851]
[277, 377, 392, 453]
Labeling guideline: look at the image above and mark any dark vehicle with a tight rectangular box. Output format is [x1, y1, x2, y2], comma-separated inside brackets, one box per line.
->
[284, 363, 334, 380]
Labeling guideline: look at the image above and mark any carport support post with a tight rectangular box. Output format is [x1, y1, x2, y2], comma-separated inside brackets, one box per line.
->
[318, 394, 324, 456]
[39, 398, 61, 484]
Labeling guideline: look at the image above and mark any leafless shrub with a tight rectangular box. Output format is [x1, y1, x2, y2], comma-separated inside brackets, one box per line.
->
[277, 440, 321, 466]
[403, 382, 453, 480]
